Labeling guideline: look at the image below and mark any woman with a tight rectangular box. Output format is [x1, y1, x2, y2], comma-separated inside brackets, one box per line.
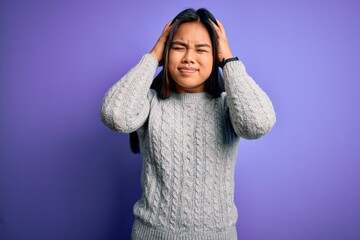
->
[101, 8, 276, 240]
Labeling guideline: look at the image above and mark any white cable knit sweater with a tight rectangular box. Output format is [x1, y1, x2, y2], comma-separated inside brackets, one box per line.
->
[100, 54, 276, 239]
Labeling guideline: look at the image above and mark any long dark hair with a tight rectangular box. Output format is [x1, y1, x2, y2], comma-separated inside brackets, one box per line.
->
[130, 8, 225, 154]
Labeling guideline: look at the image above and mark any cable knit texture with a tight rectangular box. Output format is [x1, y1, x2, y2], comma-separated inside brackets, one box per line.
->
[100, 54, 276, 240]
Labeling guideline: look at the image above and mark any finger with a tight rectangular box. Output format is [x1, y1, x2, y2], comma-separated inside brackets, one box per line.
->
[167, 18, 177, 28]
[210, 19, 222, 37]
[160, 19, 173, 36]
[165, 19, 173, 28]
[215, 19, 227, 35]
[158, 20, 173, 42]
[210, 18, 219, 29]
[214, 19, 229, 41]
[212, 19, 227, 38]
[215, 19, 224, 29]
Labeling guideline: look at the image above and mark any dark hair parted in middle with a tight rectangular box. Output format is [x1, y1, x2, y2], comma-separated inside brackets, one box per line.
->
[151, 8, 225, 99]
[130, 8, 224, 154]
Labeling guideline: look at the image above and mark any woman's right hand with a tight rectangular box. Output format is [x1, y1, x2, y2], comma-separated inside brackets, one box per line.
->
[150, 20, 173, 64]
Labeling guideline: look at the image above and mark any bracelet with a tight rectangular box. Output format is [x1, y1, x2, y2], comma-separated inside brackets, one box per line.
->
[219, 57, 239, 68]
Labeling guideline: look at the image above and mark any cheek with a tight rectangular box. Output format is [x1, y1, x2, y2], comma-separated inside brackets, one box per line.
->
[168, 50, 181, 63]
[167, 59, 178, 81]
[168, 52, 180, 72]
[201, 56, 214, 74]
[167, 52, 177, 72]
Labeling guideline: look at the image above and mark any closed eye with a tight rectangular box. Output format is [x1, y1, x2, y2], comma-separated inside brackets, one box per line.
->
[172, 46, 186, 51]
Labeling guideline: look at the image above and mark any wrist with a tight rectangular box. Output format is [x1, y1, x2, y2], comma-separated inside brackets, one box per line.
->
[150, 51, 161, 63]
[219, 56, 239, 68]
[222, 54, 234, 60]
[221, 47, 234, 61]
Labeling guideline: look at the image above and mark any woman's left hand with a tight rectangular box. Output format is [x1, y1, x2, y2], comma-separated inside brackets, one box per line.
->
[211, 19, 234, 62]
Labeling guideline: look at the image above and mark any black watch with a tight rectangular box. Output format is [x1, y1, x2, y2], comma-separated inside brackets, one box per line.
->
[219, 57, 239, 68]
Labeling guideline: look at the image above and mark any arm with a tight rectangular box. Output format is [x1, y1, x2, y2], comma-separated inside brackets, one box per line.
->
[212, 19, 276, 139]
[100, 20, 173, 133]
[223, 60, 276, 139]
[100, 54, 158, 133]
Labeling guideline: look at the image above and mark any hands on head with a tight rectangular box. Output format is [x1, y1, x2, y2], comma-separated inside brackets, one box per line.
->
[210, 19, 234, 62]
[150, 18, 233, 65]
[150, 19, 173, 64]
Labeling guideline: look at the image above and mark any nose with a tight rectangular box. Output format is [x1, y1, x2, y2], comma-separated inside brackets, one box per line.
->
[181, 49, 195, 64]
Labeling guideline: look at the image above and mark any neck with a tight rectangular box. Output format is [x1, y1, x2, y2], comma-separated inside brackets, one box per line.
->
[170, 91, 211, 103]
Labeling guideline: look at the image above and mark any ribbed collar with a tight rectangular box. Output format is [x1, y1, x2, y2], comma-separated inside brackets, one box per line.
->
[170, 91, 213, 103]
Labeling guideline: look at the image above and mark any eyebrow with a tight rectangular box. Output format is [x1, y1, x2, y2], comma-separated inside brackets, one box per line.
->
[172, 41, 211, 48]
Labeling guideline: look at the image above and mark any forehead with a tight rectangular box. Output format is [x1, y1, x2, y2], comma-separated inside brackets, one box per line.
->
[173, 22, 211, 44]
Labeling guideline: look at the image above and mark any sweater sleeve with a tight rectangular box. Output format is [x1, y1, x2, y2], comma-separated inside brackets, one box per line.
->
[222, 60, 276, 139]
[100, 54, 158, 133]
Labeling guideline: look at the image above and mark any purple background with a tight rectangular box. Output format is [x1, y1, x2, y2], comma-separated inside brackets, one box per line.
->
[1, 0, 360, 239]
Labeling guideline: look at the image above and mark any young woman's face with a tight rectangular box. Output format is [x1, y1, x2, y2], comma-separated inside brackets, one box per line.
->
[168, 22, 213, 93]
